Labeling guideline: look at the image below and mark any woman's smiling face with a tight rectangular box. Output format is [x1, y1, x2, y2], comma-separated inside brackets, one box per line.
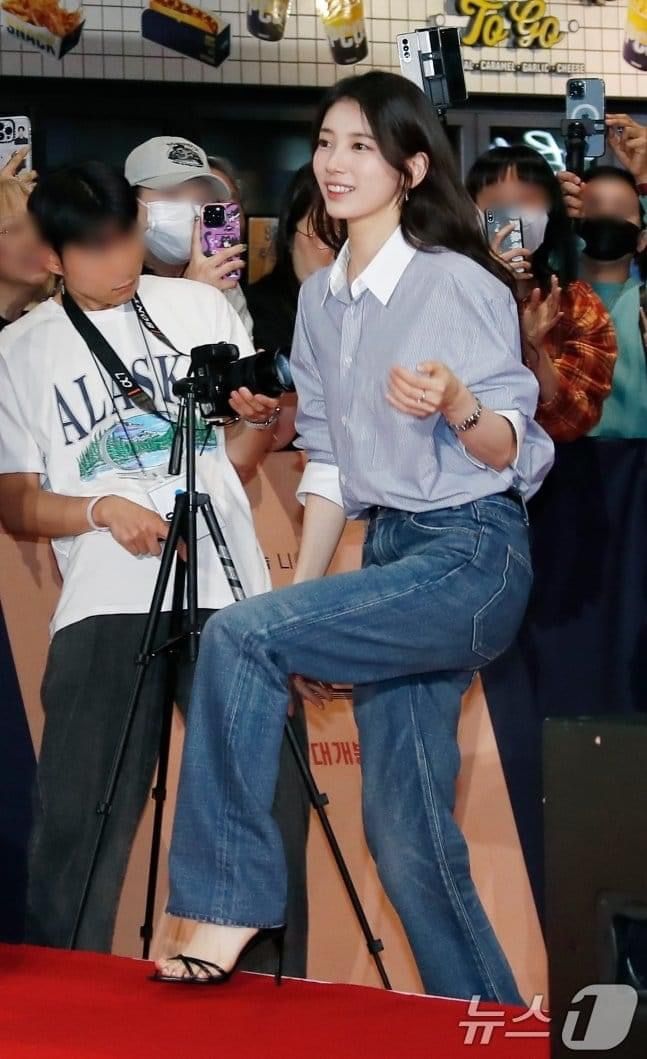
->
[313, 98, 402, 225]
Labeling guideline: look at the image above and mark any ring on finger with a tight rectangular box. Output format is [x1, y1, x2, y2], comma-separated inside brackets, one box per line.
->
[417, 389, 428, 405]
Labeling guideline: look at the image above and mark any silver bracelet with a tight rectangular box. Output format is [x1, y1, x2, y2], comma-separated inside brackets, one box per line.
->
[243, 407, 280, 431]
[86, 495, 111, 532]
[446, 398, 483, 434]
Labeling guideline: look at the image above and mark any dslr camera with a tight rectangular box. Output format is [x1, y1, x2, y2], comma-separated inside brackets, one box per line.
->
[190, 343, 294, 423]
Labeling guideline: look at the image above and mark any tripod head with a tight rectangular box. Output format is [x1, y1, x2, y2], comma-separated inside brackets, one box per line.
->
[561, 115, 604, 178]
[172, 376, 201, 399]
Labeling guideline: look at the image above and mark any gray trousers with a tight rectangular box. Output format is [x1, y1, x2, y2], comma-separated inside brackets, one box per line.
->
[25, 611, 310, 977]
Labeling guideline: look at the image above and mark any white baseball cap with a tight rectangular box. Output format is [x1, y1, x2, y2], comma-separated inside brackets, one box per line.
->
[125, 136, 229, 196]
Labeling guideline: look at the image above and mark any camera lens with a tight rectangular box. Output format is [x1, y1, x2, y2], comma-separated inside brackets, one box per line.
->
[205, 205, 226, 226]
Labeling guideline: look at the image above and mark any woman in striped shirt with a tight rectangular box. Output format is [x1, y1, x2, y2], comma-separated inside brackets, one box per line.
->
[152, 72, 554, 1003]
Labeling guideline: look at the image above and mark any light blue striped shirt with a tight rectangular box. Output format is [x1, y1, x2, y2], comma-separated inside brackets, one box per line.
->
[291, 227, 554, 520]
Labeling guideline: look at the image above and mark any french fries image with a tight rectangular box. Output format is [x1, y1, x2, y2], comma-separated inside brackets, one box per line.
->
[1, 0, 82, 35]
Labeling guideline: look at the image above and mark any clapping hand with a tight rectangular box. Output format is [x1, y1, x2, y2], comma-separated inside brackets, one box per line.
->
[387, 361, 462, 419]
[522, 275, 563, 370]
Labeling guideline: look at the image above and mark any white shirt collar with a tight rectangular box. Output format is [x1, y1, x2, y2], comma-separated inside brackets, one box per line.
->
[325, 226, 416, 307]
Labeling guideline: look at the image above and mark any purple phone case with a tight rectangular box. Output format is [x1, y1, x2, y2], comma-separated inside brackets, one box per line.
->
[201, 203, 242, 280]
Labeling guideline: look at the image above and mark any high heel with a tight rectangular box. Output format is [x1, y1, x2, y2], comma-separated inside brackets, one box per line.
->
[151, 925, 287, 987]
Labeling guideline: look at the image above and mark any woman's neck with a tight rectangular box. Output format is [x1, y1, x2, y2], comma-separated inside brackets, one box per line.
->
[580, 254, 632, 286]
[347, 207, 401, 285]
[0, 279, 35, 322]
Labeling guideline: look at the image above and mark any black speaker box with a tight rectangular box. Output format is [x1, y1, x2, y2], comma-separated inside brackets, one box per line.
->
[544, 717, 647, 1058]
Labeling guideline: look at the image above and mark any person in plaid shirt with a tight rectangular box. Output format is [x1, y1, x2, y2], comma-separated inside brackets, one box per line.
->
[467, 145, 617, 442]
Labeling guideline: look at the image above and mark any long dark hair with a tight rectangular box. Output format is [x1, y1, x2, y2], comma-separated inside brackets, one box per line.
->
[275, 163, 318, 276]
[309, 71, 514, 295]
[466, 145, 579, 294]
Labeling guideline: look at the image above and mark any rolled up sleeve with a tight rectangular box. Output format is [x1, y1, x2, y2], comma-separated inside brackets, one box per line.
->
[291, 293, 343, 508]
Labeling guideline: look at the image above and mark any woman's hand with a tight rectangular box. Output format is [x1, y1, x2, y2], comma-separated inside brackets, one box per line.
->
[0, 145, 37, 190]
[290, 675, 351, 712]
[557, 170, 583, 219]
[522, 275, 563, 369]
[228, 387, 280, 425]
[490, 223, 534, 280]
[607, 114, 647, 185]
[387, 362, 463, 419]
[184, 219, 246, 292]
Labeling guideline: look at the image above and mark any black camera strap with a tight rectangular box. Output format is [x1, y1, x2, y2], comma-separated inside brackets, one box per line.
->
[61, 288, 183, 417]
[131, 293, 182, 356]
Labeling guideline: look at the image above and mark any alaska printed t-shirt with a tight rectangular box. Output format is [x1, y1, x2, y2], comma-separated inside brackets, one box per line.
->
[0, 275, 270, 635]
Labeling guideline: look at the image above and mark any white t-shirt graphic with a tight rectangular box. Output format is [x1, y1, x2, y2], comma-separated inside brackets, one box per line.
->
[0, 275, 271, 635]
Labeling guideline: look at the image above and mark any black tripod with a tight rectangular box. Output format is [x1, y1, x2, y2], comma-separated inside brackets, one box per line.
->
[68, 375, 391, 989]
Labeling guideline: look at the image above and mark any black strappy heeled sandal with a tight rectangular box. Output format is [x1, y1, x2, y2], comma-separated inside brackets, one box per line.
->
[151, 926, 286, 987]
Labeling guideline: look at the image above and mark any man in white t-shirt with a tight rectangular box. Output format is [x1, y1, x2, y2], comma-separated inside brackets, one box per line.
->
[0, 162, 310, 973]
[125, 136, 254, 337]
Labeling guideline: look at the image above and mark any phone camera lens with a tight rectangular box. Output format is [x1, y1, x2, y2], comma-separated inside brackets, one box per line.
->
[205, 205, 225, 226]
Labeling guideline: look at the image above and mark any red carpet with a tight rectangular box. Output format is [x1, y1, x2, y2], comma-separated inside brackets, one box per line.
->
[0, 944, 550, 1058]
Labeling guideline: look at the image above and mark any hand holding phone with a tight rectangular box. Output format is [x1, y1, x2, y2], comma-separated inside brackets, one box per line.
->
[484, 209, 533, 279]
[184, 215, 246, 292]
[0, 116, 32, 174]
[201, 202, 243, 280]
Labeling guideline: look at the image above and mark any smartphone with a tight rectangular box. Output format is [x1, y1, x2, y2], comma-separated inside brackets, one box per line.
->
[566, 78, 606, 158]
[201, 202, 242, 281]
[0, 115, 32, 173]
[484, 208, 524, 256]
[397, 28, 467, 110]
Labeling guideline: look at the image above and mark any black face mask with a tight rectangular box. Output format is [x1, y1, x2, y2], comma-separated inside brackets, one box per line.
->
[580, 217, 641, 262]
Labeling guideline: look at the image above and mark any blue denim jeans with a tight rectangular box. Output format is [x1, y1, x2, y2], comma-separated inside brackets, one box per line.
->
[168, 493, 532, 1003]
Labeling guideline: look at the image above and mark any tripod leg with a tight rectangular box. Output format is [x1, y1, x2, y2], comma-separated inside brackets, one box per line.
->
[68, 498, 187, 950]
[201, 497, 245, 602]
[284, 712, 392, 990]
[140, 555, 187, 959]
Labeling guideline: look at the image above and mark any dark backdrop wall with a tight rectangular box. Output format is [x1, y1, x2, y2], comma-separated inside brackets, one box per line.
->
[2, 78, 647, 215]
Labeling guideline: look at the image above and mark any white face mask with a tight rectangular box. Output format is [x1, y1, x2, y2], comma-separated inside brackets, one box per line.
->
[518, 209, 549, 254]
[141, 200, 199, 265]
